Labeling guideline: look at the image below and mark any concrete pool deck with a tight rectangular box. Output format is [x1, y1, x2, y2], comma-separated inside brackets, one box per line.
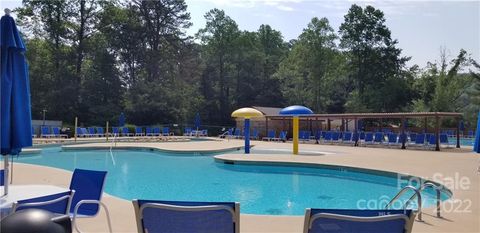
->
[7, 139, 480, 232]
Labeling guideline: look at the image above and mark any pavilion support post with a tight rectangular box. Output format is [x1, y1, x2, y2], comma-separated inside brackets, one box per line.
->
[354, 118, 359, 147]
[401, 117, 406, 149]
[265, 117, 268, 138]
[456, 118, 461, 148]
[346, 119, 349, 131]
[424, 117, 428, 133]
[435, 116, 440, 151]
[327, 119, 331, 131]
[74, 117, 78, 142]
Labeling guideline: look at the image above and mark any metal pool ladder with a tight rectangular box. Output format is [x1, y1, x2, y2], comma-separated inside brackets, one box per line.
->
[385, 182, 444, 221]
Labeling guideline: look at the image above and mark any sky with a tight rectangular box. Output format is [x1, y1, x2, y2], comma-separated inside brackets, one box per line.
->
[2, 0, 479, 68]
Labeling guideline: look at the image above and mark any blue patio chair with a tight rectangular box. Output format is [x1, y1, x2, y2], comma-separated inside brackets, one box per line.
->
[387, 133, 399, 147]
[363, 132, 374, 145]
[132, 199, 240, 233]
[122, 127, 133, 137]
[250, 128, 259, 140]
[342, 132, 353, 144]
[183, 127, 192, 136]
[331, 131, 340, 143]
[41, 126, 52, 138]
[111, 127, 120, 136]
[88, 127, 97, 137]
[279, 131, 288, 142]
[439, 133, 449, 147]
[300, 131, 311, 142]
[408, 133, 416, 143]
[323, 131, 332, 143]
[321, 131, 327, 139]
[52, 127, 67, 138]
[468, 130, 474, 138]
[135, 127, 144, 136]
[411, 133, 425, 147]
[70, 169, 112, 233]
[146, 127, 154, 136]
[314, 131, 322, 141]
[96, 127, 105, 137]
[201, 129, 208, 136]
[303, 209, 415, 233]
[163, 127, 173, 136]
[262, 130, 276, 141]
[374, 132, 384, 144]
[12, 190, 75, 215]
[359, 132, 365, 140]
[81, 128, 91, 137]
[153, 127, 161, 136]
[233, 128, 242, 139]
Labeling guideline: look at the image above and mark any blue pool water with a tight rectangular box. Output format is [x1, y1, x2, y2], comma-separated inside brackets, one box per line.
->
[10, 147, 450, 215]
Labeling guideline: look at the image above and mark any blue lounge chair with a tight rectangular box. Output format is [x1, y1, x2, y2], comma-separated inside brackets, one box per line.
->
[262, 130, 276, 141]
[387, 133, 399, 147]
[439, 133, 449, 147]
[411, 133, 425, 147]
[135, 127, 145, 136]
[250, 128, 259, 140]
[162, 127, 173, 136]
[200, 129, 208, 136]
[300, 131, 311, 142]
[70, 169, 112, 233]
[112, 127, 120, 136]
[132, 200, 240, 233]
[96, 127, 105, 137]
[233, 128, 242, 139]
[321, 131, 327, 140]
[81, 127, 91, 137]
[52, 127, 67, 138]
[184, 127, 192, 136]
[342, 132, 354, 144]
[41, 126, 53, 138]
[359, 132, 365, 140]
[303, 209, 415, 233]
[467, 130, 474, 138]
[408, 133, 416, 143]
[363, 132, 374, 145]
[374, 132, 384, 144]
[153, 127, 161, 136]
[278, 131, 288, 142]
[88, 127, 97, 137]
[122, 127, 133, 137]
[323, 131, 332, 143]
[146, 127, 154, 136]
[331, 132, 340, 143]
[12, 190, 75, 215]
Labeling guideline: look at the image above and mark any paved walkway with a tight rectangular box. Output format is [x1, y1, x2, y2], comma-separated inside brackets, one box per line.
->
[8, 139, 480, 232]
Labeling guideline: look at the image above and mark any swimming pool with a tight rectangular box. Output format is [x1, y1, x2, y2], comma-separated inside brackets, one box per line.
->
[11, 146, 450, 215]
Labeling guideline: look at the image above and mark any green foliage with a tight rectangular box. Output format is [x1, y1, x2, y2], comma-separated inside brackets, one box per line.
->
[13, 1, 479, 128]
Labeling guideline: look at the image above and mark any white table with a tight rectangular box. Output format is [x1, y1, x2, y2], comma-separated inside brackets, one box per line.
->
[1, 184, 69, 210]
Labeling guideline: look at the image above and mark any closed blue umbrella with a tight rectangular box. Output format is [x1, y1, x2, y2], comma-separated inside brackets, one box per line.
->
[118, 112, 125, 127]
[1, 10, 33, 194]
[194, 113, 201, 130]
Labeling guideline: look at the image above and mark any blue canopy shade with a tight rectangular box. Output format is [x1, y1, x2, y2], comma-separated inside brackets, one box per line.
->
[1, 13, 32, 155]
[279, 105, 313, 115]
[118, 112, 125, 127]
[194, 113, 201, 129]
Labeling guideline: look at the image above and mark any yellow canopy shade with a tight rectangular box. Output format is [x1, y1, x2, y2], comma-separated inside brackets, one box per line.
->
[231, 108, 264, 119]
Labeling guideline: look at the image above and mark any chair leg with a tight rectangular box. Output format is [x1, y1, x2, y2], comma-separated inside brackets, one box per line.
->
[72, 200, 113, 233]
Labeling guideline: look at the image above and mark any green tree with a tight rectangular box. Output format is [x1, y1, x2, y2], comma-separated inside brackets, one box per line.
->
[339, 4, 411, 112]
